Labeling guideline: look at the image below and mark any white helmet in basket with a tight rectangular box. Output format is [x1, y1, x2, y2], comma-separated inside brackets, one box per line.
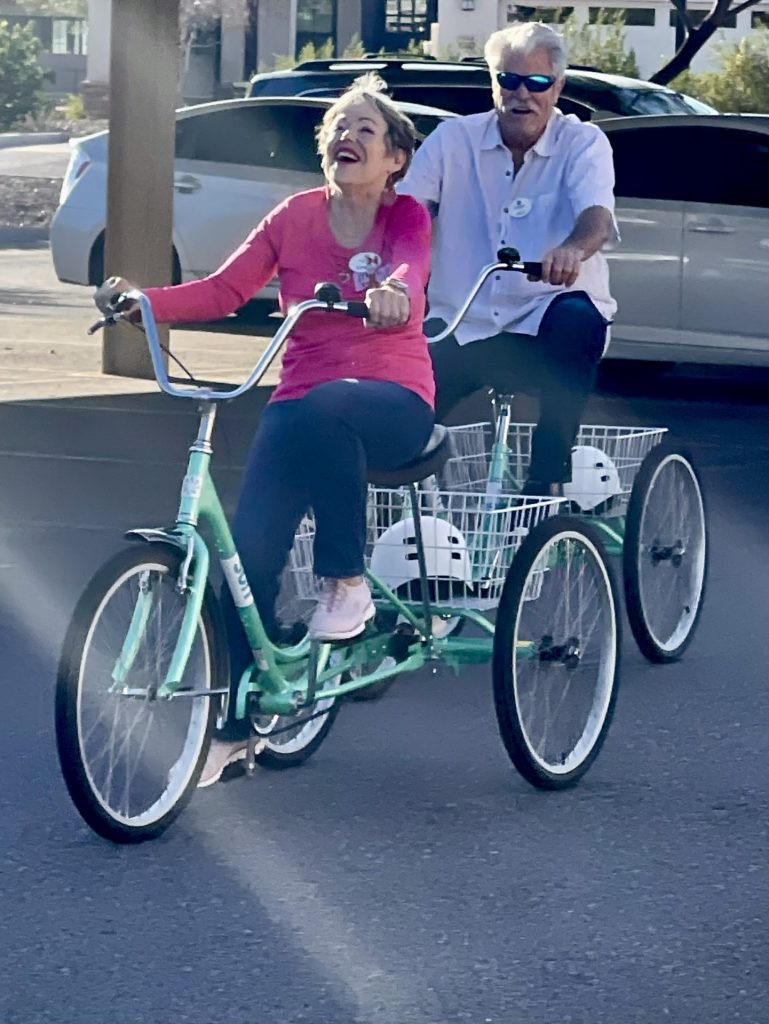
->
[563, 445, 622, 512]
[370, 515, 473, 590]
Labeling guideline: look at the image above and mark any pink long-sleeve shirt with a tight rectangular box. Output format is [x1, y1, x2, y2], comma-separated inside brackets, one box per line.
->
[145, 187, 435, 407]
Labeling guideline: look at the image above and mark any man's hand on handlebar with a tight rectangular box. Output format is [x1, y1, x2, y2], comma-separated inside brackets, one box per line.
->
[365, 280, 410, 328]
[540, 244, 584, 288]
[94, 276, 142, 322]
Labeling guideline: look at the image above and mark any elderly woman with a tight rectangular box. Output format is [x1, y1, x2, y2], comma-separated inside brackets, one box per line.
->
[97, 74, 434, 784]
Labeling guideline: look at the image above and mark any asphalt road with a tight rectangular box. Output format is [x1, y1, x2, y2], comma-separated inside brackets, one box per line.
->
[0, 370, 767, 1024]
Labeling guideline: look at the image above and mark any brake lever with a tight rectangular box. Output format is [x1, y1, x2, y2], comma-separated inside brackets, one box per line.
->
[87, 314, 119, 335]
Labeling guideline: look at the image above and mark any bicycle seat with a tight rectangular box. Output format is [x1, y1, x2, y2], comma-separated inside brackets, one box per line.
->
[368, 425, 452, 488]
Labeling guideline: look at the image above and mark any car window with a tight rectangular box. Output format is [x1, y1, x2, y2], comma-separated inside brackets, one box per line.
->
[388, 84, 492, 116]
[609, 124, 769, 208]
[176, 105, 324, 173]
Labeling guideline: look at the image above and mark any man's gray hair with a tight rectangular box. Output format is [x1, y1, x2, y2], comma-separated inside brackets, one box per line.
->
[484, 22, 568, 78]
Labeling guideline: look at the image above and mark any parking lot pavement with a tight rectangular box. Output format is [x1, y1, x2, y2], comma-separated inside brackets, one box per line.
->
[0, 242, 283, 401]
[0, 142, 71, 179]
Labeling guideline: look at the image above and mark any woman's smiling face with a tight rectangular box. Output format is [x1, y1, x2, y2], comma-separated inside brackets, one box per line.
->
[323, 98, 406, 193]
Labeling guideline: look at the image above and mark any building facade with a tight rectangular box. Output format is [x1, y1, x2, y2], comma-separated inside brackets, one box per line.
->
[78, 0, 769, 113]
[0, 1, 88, 97]
[429, 0, 769, 77]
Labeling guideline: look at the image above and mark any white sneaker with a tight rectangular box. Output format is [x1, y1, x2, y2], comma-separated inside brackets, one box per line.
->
[197, 738, 248, 788]
[309, 578, 375, 641]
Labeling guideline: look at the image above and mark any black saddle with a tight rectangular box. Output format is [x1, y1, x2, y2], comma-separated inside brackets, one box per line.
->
[368, 425, 452, 488]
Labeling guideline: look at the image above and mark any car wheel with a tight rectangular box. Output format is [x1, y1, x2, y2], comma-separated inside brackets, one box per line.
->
[88, 233, 181, 287]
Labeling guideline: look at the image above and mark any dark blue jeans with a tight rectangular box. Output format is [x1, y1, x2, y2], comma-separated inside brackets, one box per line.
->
[427, 292, 608, 484]
[218, 379, 434, 739]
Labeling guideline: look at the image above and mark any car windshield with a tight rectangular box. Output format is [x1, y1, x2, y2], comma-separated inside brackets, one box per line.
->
[622, 88, 718, 115]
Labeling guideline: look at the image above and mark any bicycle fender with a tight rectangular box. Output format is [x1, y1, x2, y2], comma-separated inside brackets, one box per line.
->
[125, 528, 189, 552]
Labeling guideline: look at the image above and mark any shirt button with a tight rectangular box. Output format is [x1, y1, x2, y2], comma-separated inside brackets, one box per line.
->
[495, 275, 500, 281]
[505, 170, 512, 177]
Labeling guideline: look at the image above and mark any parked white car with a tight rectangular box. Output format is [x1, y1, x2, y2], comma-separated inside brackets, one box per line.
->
[50, 95, 452, 301]
[52, 103, 769, 366]
[604, 113, 769, 367]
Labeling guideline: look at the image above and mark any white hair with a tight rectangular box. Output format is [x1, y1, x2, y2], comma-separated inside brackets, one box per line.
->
[484, 22, 568, 78]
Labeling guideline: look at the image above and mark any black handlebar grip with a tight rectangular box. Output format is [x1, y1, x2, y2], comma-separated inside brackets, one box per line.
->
[345, 301, 369, 318]
[497, 246, 521, 266]
[521, 261, 543, 280]
[314, 281, 342, 305]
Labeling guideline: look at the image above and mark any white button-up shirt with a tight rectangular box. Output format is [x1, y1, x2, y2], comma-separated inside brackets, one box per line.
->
[399, 109, 618, 345]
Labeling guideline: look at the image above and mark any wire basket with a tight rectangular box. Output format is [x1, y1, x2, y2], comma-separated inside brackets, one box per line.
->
[443, 422, 668, 517]
[287, 487, 561, 610]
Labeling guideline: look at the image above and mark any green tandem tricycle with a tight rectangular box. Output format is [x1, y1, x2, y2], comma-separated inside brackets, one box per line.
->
[55, 250, 707, 843]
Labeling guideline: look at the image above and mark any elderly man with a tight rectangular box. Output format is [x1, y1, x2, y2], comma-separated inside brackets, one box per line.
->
[399, 21, 618, 496]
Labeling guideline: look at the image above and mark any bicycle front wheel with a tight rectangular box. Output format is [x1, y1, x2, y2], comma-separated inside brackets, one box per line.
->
[56, 546, 226, 843]
[493, 517, 620, 789]
[624, 447, 707, 662]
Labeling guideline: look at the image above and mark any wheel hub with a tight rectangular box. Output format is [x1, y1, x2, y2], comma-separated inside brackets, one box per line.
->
[537, 634, 582, 669]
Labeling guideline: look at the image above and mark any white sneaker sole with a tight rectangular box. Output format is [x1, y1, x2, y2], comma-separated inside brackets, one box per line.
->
[197, 746, 247, 789]
[309, 601, 376, 642]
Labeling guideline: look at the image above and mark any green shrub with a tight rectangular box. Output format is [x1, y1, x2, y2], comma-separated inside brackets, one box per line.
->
[0, 19, 45, 130]
[561, 9, 640, 77]
[63, 92, 86, 120]
[671, 29, 769, 113]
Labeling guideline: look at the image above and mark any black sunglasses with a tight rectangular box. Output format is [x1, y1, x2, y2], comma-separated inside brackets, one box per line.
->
[496, 72, 556, 93]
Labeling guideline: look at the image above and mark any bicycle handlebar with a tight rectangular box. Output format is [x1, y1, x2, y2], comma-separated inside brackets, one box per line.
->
[427, 247, 543, 344]
[87, 282, 372, 402]
[87, 248, 543, 402]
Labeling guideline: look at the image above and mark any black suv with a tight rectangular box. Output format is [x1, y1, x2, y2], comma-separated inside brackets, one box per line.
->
[247, 57, 717, 121]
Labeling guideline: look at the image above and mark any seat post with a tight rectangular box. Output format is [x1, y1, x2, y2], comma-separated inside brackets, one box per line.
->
[407, 483, 434, 643]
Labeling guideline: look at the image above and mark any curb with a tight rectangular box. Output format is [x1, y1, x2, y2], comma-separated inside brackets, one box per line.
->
[0, 132, 70, 151]
[0, 226, 50, 246]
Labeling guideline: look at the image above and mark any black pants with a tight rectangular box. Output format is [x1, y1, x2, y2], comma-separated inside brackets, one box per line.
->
[427, 291, 607, 484]
[217, 379, 434, 740]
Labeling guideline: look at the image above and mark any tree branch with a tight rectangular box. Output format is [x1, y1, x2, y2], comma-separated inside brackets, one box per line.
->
[729, 0, 762, 16]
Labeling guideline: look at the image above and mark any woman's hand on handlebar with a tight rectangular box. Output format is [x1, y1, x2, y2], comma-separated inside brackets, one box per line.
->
[540, 245, 584, 288]
[94, 276, 142, 322]
[365, 279, 410, 328]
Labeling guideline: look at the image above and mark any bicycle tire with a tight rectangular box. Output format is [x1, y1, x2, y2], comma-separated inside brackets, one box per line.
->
[624, 446, 707, 663]
[56, 545, 226, 843]
[493, 516, 621, 789]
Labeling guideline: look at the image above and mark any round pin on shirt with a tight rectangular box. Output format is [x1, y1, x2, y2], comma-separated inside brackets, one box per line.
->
[348, 251, 382, 275]
[508, 198, 532, 218]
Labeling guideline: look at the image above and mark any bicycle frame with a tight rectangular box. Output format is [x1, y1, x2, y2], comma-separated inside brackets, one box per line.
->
[100, 262, 550, 723]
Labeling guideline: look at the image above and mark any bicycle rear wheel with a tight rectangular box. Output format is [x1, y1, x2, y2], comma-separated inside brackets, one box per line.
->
[624, 447, 707, 662]
[493, 517, 620, 789]
[56, 546, 225, 843]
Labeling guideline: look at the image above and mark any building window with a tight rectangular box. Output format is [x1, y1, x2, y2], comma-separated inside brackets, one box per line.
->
[669, 9, 737, 29]
[51, 19, 88, 55]
[507, 6, 574, 24]
[385, 0, 431, 33]
[588, 7, 655, 26]
[296, 0, 334, 36]
[751, 11, 769, 26]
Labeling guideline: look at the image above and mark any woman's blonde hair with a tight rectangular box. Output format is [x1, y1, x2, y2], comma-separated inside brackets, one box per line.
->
[317, 72, 417, 185]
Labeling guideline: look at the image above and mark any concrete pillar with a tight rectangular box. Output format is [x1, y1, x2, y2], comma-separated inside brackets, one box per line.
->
[81, 0, 111, 116]
[336, 0, 363, 54]
[257, 0, 297, 70]
[220, 3, 248, 91]
[102, 0, 178, 378]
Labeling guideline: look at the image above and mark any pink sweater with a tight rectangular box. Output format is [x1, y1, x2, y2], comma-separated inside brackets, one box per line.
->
[145, 187, 435, 407]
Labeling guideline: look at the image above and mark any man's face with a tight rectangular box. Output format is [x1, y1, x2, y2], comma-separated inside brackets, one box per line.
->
[491, 46, 563, 147]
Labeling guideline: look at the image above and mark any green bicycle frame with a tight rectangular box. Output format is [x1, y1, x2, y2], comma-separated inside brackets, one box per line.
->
[110, 402, 523, 721]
